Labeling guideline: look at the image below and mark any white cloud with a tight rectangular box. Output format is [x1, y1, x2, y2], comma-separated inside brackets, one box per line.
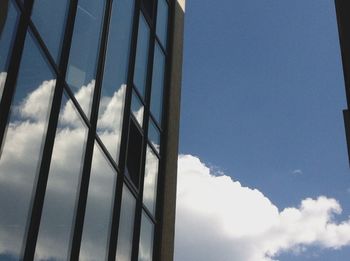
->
[291, 169, 303, 175]
[175, 155, 350, 261]
[0, 72, 7, 100]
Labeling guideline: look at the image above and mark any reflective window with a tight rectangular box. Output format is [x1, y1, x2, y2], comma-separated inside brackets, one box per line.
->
[34, 94, 88, 261]
[156, 0, 168, 48]
[115, 185, 136, 261]
[31, 0, 69, 62]
[0, 0, 19, 101]
[0, 31, 55, 260]
[150, 42, 165, 124]
[133, 14, 150, 97]
[79, 143, 117, 261]
[96, 0, 134, 161]
[143, 146, 159, 215]
[131, 90, 144, 127]
[148, 119, 160, 152]
[138, 212, 154, 261]
[66, 0, 106, 118]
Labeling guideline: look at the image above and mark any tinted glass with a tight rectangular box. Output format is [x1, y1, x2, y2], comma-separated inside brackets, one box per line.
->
[31, 0, 69, 62]
[131, 89, 144, 127]
[34, 94, 88, 261]
[115, 185, 136, 261]
[0, 31, 55, 260]
[150, 42, 165, 124]
[156, 0, 168, 48]
[138, 212, 154, 261]
[66, 0, 106, 118]
[148, 119, 160, 152]
[96, 0, 134, 161]
[0, 0, 19, 101]
[143, 146, 159, 215]
[80, 143, 117, 261]
[133, 14, 150, 97]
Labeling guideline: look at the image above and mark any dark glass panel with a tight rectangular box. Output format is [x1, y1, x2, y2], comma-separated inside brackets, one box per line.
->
[96, 0, 134, 161]
[156, 0, 168, 48]
[0, 31, 55, 260]
[150, 42, 165, 124]
[126, 120, 143, 186]
[115, 185, 136, 261]
[133, 14, 150, 97]
[66, 0, 106, 118]
[138, 212, 154, 261]
[34, 94, 88, 261]
[31, 0, 69, 62]
[0, 0, 19, 101]
[131, 89, 144, 127]
[143, 146, 159, 215]
[148, 119, 160, 152]
[79, 143, 117, 261]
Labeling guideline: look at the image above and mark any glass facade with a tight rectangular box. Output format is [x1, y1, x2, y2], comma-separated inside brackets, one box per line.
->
[0, 0, 175, 260]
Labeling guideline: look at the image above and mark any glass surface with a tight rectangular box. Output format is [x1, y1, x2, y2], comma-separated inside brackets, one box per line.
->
[131, 90, 144, 126]
[34, 95, 88, 261]
[148, 119, 160, 152]
[0, 0, 19, 101]
[96, 0, 134, 162]
[115, 185, 136, 261]
[156, 0, 168, 48]
[138, 212, 154, 261]
[150, 42, 165, 124]
[66, 0, 106, 118]
[143, 146, 159, 215]
[31, 0, 69, 62]
[0, 31, 55, 260]
[79, 143, 117, 261]
[133, 14, 150, 97]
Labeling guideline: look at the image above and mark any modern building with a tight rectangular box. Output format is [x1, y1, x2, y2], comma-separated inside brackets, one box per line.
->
[335, 0, 350, 163]
[0, 0, 184, 260]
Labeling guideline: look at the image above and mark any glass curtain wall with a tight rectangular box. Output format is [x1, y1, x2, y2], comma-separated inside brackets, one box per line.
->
[0, 0, 172, 260]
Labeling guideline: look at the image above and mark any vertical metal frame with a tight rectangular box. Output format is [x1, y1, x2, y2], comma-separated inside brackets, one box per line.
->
[0, 0, 179, 259]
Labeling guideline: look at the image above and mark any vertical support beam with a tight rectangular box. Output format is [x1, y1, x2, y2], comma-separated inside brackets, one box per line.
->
[156, 1, 184, 260]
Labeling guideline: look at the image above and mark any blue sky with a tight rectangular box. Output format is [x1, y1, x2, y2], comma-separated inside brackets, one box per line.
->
[177, 0, 350, 260]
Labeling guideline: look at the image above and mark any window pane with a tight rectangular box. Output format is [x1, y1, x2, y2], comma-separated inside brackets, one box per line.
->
[31, 0, 69, 62]
[150, 42, 165, 124]
[97, 0, 134, 162]
[0, 0, 19, 101]
[66, 0, 106, 118]
[133, 14, 150, 97]
[34, 94, 88, 261]
[0, 32, 55, 260]
[138, 212, 154, 261]
[143, 146, 159, 215]
[156, 0, 168, 48]
[126, 120, 143, 186]
[148, 119, 160, 152]
[115, 185, 136, 261]
[79, 143, 117, 261]
[131, 90, 144, 127]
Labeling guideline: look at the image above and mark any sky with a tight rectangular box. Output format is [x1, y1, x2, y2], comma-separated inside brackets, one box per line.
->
[175, 0, 350, 260]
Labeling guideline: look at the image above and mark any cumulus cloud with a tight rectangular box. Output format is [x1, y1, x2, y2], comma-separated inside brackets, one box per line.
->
[175, 155, 350, 261]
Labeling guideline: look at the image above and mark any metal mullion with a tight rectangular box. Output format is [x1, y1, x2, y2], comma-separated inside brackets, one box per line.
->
[155, 35, 167, 55]
[132, 83, 147, 105]
[149, 112, 163, 132]
[27, 21, 60, 75]
[23, 0, 79, 259]
[153, 0, 175, 259]
[130, 1, 159, 260]
[142, 205, 157, 224]
[147, 140, 161, 159]
[108, 0, 143, 259]
[69, 0, 114, 259]
[0, 0, 33, 154]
